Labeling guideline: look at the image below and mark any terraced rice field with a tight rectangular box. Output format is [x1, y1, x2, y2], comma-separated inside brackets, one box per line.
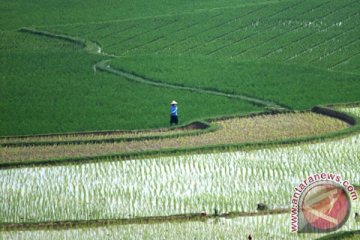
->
[2, 0, 360, 134]
[2, 211, 359, 240]
[0, 107, 359, 239]
[30, 0, 360, 113]
[1, 0, 360, 239]
[1, 132, 360, 222]
[336, 106, 360, 117]
[0, 122, 207, 146]
[0, 111, 349, 163]
[0, 31, 260, 136]
[51, 0, 360, 72]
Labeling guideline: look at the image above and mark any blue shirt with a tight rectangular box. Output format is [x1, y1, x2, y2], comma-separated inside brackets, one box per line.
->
[170, 105, 178, 116]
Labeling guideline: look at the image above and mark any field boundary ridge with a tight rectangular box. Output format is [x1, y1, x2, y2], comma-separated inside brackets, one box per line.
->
[0, 208, 288, 231]
[0, 105, 358, 170]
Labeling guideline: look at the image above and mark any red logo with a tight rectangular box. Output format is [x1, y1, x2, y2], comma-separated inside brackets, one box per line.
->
[300, 183, 350, 232]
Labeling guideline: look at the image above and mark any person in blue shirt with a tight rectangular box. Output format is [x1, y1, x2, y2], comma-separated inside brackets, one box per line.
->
[170, 100, 178, 126]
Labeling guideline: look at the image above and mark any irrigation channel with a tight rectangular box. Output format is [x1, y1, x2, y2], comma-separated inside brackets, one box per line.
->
[0, 29, 359, 239]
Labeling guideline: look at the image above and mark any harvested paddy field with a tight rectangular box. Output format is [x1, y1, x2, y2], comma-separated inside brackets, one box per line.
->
[0, 111, 349, 163]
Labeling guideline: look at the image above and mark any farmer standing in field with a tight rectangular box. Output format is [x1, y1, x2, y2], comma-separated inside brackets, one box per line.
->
[170, 100, 178, 126]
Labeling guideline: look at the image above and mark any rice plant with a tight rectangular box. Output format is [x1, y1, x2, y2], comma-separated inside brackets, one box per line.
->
[0, 112, 348, 163]
[0, 109, 359, 223]
[1, 202, 358, 240]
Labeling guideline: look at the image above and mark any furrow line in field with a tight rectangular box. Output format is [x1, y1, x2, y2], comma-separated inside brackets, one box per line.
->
[309, 37, 360, 64]
[126, 36, 165, 52]
[206, 40, 241, 56]
[109, 12, 227, 52]
[316, 0, 359, 20]
[97, 24, 139, 41]
[152, 17, 222, 53]
[192, 17, 268, 54]
[59, 23, 85, 32]
[152, 13, 227, 53]
[298, 0, 332, 16]
[260, 31, 315, 59]
[260, 1, 359, 59]
[286, 25, 358, 62]
[232, 24, 303, 57]
[264, 10, 360, 61]
[75, 24, 110, 37]
[264, 0, 304, 19]
[179, 1, 306, 54]
[122, 12, 224, 53]
[172, 12, 223, 35]
[106, 20, 178, 49]
[329, 51, 360, 70]
[30, 0, 288, 29]
[160, 5, 268, 53]
[231, 0, 344, 58]
[154, 0, 300, 54]
[205, 23, 272, 56]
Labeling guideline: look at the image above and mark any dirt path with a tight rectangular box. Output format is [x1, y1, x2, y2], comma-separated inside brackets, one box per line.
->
[0, 208, 288, 231]
[20, 27, 288, 110]
[95, 60, 286, 109]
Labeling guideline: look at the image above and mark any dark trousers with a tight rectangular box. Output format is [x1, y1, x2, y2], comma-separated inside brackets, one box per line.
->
[170, 115, 178, 125]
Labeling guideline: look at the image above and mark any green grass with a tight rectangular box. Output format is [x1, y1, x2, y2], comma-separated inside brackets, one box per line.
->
[38, 0, 360, 112]
[48, 0, 360, 76]
[0, 31, 260, 136]
[0, 0, 289, 30]
[1, 0, 360, 135]
[110, 55, 360, 110]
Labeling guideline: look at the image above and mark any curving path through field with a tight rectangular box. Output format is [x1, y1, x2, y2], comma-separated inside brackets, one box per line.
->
[95, 60, 286, 109]
[2, 28, 359, 239]
[20, 27, 288, 111]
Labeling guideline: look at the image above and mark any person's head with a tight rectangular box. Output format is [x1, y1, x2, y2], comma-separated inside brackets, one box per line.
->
[171, 100, 178, 106]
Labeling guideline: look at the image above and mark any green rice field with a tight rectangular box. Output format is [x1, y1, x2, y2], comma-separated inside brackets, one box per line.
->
[1, 0, 360, 134]
[1, 0, 360, 239]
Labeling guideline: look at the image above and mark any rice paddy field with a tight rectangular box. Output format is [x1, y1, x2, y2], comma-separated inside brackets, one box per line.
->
[2, 0, 360, 134]
[2, 214, 360, 240]
[1, 0, 360, 239]
[1, 128, 360, 222]
[47, 0, 360, 110]
[0, 107, 359, 239]
[0, 111, 349, 163]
